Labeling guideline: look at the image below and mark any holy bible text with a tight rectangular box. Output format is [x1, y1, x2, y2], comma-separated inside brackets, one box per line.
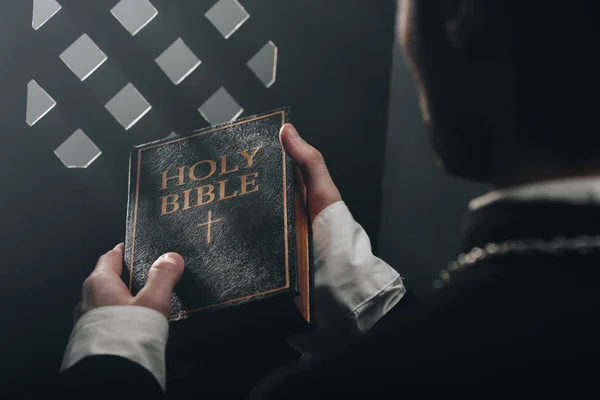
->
[160, 146, 262, 216]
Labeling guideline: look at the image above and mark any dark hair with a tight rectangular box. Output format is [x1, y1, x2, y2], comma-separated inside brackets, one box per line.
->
[514, 2, 600, 161]
[456, 1, 600, 164]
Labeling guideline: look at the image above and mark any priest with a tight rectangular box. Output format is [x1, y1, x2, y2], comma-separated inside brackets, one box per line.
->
[59, 0, 600, 397]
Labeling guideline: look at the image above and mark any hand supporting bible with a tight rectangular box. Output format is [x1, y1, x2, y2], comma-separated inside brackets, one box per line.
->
[62, 245, 185, 392]
[78, 243, 185, 319]
[279, 123, 405, 344]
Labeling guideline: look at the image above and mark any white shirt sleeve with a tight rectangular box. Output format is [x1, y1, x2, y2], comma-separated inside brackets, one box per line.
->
[60, 305, 169, 391]
[288, 201, 406, 354]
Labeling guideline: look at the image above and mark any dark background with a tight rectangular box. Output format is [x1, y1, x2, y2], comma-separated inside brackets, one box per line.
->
[378, 45, 484, 297]
[0, 0, 397, 391]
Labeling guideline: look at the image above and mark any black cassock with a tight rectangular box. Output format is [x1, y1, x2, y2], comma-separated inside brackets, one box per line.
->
[59, 200, 600, 398]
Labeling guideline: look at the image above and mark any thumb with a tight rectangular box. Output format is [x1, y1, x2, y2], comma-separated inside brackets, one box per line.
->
[280, 123, 342, 220]
[135, 252, 184, 317]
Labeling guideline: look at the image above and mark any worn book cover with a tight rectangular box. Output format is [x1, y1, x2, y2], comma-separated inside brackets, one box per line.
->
[124, 107, 313, 353]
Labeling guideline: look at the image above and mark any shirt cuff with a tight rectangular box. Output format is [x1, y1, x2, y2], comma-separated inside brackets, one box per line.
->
[312, 201, 405, 334]
[60, 305, 169, 391]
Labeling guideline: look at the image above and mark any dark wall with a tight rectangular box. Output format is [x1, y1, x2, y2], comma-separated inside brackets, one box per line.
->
[0, 0, 396, 389]
[377, 45, 485, 298]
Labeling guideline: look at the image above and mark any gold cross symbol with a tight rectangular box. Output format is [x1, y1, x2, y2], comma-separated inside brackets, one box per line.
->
[197, 211, 222, 244]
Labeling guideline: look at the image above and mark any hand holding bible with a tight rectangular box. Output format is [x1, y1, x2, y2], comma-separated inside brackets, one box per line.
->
[280, 123, 404, 344]
[79, 243, 184, 318]
[279, 123, 342, 222]
[60, 114, 404, 392]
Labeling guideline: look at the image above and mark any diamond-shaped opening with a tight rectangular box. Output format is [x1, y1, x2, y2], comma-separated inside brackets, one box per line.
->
[155, 38, 201, 85]
[32, 0, 62, 30]
[26, 80, 56, 126]
[198, 87, 243, 125]
[60, 34, 107, 81]
[54, 129, 102, 168]
[111, 0, 158, 36]
[105, 83, 152, 130]
[205, 0, 250, 39]
[247, 41, 278, 88]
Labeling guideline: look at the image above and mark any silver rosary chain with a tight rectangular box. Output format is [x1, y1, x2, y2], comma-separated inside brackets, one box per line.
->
[433, 235, 600, 289]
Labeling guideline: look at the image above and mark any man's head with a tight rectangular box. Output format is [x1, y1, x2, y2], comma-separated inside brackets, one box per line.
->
[398, 0, 600, 186]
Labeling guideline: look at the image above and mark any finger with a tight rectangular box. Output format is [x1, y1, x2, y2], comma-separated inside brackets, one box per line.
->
[135, 253, 184, 311]
[93, 243, 124, 276]
[280, 124, 342, 216]
[280, 124, 325, 175]
[280, 123, 339, 191]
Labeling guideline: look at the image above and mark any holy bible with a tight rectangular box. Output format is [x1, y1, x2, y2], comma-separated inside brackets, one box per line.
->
[124, 107, 313, 359]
